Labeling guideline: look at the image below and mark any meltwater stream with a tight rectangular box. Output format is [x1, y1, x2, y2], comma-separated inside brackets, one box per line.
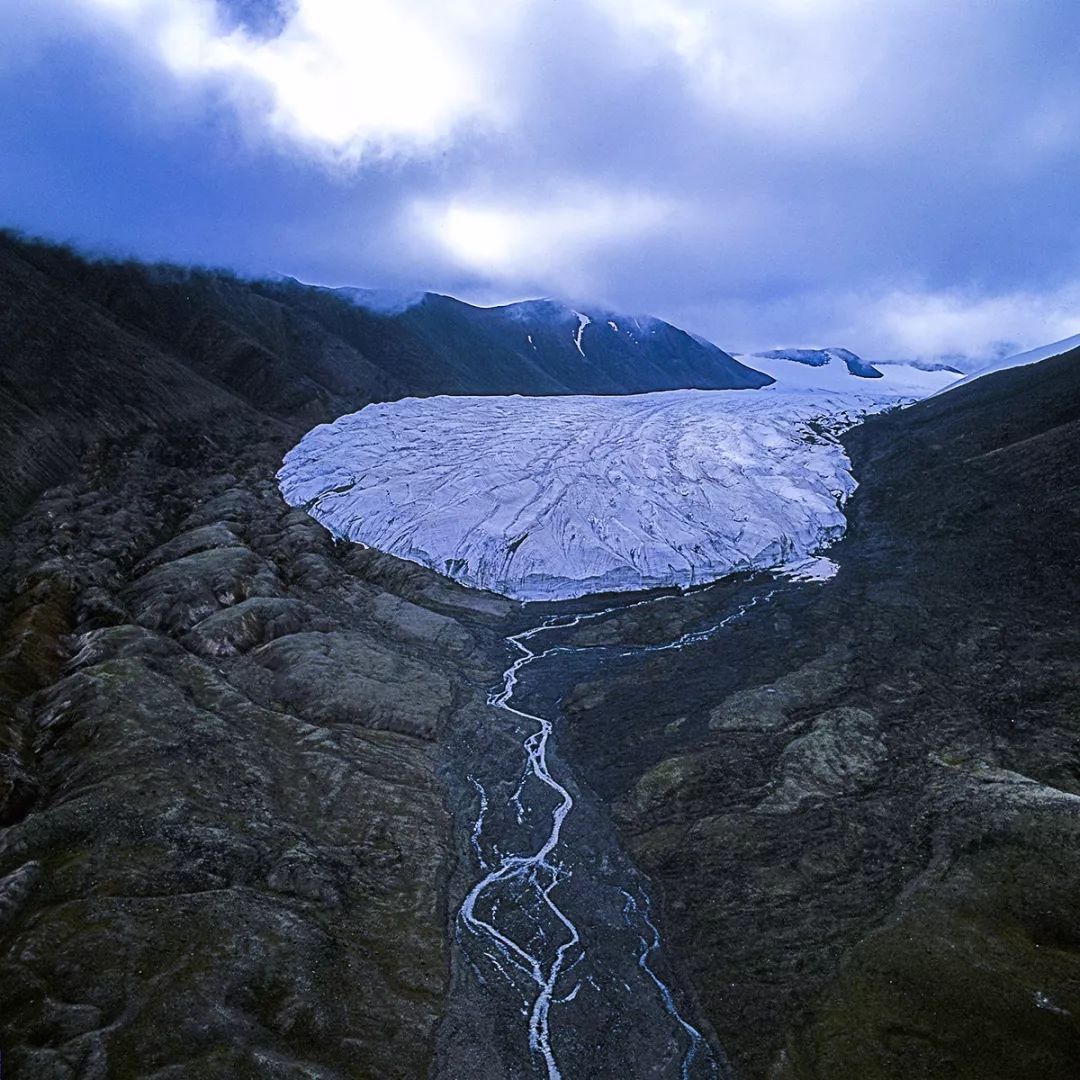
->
[454, 588, 776, 1078]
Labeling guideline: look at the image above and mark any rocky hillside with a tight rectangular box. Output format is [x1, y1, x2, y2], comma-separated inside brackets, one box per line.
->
[0, 233, 388, 533]
[0, 232, 521, 1076]
[0, 343, 521, 1078]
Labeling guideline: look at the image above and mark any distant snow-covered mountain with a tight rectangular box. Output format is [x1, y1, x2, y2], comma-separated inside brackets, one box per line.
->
[750, 347, 883, 378]
[735, 349, 961, 397]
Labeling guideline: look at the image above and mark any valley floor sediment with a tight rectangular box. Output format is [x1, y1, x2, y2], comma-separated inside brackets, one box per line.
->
[435, 574, 797, 1078]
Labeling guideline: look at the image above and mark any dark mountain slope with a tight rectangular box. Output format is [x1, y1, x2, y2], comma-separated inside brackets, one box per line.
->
[0, 424, 513, 1077]
[557, 347, 1080, 1078]
[0, 239, 522, 1076]
[355, 293, 773, 395]
[0, 234, 399, 532]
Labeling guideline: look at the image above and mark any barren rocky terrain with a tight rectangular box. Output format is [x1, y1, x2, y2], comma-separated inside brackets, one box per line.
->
[2, 232, 1078, 1078]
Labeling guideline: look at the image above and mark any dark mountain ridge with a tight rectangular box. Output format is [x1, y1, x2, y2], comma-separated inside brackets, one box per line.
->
[335, 290, 772, 396]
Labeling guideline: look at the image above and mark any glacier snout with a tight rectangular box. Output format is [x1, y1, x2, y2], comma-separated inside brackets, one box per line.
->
[276, 388, 897, 601]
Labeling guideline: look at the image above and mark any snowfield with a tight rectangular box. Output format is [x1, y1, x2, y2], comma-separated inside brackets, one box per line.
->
[933, 331, 1080, 396]
[279, 359, 955, 600]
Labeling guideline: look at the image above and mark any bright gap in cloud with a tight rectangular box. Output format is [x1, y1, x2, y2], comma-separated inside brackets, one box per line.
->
[410, 190, 677, 290]
[79, 0, 512, 161]
[76, 0, 901, 166]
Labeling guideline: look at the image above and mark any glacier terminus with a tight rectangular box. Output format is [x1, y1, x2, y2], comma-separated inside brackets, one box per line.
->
[277, 357, 956, 600]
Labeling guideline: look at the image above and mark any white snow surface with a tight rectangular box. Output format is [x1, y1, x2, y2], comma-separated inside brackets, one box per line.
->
[279, 361, 932, 601]
[736, 353, 962, 396]
[934, 332, 1080, 395]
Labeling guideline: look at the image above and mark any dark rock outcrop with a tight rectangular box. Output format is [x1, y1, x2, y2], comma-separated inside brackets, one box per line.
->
[756, 706, 885, 813]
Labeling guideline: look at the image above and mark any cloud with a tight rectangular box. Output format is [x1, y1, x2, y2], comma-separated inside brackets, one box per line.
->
[664, 281, 1080, 368]
[408, 187, 679, 296]
[338, 287, 427, 317]
[71, 0, 1024, 166]
[591, 0, 876, 139]
[865, 283, 1080, 364]
[76, 0, 518, 162]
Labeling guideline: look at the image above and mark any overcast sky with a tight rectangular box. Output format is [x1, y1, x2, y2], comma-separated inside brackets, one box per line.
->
[2, 0, 1079, 363]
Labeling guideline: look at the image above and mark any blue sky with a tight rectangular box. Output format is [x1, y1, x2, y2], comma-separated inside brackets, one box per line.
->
[2, 0, 1079, 363]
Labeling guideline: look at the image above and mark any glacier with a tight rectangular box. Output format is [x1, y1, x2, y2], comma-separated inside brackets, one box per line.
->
[278, 358, 956, 601]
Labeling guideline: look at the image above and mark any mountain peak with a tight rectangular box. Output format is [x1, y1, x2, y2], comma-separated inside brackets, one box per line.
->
[327, 284, 773, 393]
